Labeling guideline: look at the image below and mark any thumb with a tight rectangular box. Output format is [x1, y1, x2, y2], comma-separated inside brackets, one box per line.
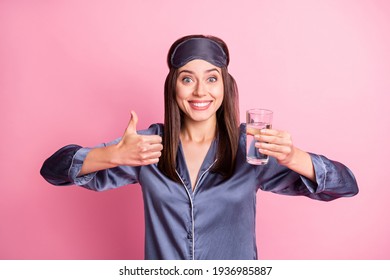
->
[125, 110, 138, 135]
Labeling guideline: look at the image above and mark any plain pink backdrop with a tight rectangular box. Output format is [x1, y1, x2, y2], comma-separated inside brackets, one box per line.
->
[1, 0, 389, 259]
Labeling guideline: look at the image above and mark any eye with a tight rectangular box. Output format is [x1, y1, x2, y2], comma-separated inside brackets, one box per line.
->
[182, 77, 193, 83]
[208, 76, 217, 83]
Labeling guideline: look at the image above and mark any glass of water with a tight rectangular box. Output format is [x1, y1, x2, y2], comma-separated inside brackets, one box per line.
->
[246, 109, 273, 165]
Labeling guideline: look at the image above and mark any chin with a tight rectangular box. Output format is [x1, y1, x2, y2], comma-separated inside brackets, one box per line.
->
[187, 112, 217, 123]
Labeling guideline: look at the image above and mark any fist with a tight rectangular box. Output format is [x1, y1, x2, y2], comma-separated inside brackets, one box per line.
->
[115, 111, 163, 166]
[255, 128, 295, 166]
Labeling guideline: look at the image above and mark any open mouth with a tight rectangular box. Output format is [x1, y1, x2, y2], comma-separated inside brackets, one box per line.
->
[188, 101, 212, 110]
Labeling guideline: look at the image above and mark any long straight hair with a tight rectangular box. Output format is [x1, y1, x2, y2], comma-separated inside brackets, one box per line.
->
[158, 35, 240, 182]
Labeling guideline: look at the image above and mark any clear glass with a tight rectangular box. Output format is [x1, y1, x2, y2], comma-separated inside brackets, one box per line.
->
[246, 109, 273, 165]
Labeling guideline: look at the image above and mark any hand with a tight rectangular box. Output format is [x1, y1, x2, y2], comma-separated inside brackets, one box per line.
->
[114, 111, 163, 166]
[255, 128, 295, 167]
[254, 128, 316, 181]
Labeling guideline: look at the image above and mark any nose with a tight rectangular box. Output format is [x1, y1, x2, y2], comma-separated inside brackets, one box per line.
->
[193, 81, 207, 97]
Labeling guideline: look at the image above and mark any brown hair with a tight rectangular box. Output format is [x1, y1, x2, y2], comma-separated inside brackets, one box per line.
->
[158, 35, 240, 182]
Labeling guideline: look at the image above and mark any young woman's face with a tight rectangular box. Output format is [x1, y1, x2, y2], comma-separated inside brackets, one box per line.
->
[175, 59, 224, 124]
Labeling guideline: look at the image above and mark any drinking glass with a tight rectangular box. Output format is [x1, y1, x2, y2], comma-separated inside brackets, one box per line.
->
[246, 109, 273, 165]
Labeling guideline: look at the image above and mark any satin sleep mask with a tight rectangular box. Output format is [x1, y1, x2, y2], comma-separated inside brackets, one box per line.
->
[170, 37, 228, 68]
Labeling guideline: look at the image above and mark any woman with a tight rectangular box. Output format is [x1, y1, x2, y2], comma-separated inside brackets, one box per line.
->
[41, 34, 358, 260]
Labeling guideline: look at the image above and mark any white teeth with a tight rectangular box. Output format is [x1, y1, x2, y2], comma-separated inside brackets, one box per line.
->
[191, 102, 210, 108]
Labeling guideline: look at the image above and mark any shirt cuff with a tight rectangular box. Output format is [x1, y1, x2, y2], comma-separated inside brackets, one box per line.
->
[300, 153, 327, 194]
[68, 147, 97, 186]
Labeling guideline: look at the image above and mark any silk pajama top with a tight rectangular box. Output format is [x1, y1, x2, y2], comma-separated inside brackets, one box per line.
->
[40, 123, 358, 260]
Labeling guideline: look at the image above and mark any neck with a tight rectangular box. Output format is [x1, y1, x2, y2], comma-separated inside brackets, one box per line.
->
[181, 117, 217, 143]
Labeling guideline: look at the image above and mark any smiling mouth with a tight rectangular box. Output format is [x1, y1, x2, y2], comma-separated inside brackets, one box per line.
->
[189, 101, 212, 110]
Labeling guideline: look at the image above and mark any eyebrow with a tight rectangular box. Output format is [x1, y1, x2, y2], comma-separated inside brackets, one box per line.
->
[178, 68, 221, 75]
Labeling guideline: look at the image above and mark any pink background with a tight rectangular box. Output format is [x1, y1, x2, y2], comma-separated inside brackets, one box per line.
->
[1, 0, 389, 259]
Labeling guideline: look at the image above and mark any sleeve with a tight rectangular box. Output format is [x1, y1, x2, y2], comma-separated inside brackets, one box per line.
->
[258, 153, 358, 202]
[40, 123, 164, 191]
[40, 139, 140, 191]
[70, 140, 141, 191]
[40, 144, 82, 186]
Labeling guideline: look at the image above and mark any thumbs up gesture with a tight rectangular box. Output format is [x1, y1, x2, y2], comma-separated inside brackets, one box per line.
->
[115, 111, 163, 166]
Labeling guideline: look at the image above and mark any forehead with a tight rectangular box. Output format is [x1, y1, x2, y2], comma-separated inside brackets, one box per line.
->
[178, 59, 222, 73]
